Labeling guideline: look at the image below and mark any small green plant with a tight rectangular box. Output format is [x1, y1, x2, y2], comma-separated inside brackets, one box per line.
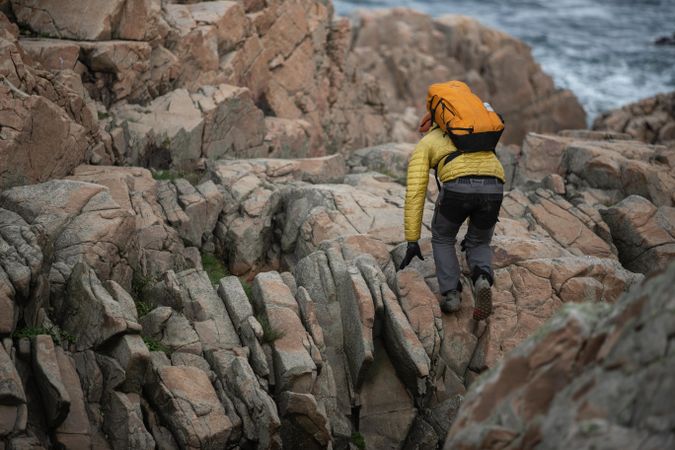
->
[135, 300, 152, 318]
[152, 170, 180, 181]
[351, 432, 366, 450]
[97, 111, 110, 121]
[201, 252, 229, 285]
[132, 272, 156, 318]
[12, 325, 75, 345]
[240, 278, 253, 300]
[143, 337, 171, 354]
[256, 314, 286, 344]
[151, 169, 202, 185]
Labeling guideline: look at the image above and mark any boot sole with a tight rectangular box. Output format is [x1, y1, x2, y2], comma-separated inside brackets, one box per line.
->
[473, 284, 492, 321]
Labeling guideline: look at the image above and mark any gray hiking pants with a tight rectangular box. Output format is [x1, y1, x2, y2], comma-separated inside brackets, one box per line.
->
[431, 177, 504, 295]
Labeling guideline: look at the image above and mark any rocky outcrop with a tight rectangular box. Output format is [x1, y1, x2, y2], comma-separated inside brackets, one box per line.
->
[346, 9, 587, 145]
[593, 91, 675, 145]
[444, 261, 675, 450]
[514, 131, 675, 207]
[108, 84, 266, 168]
[0, 16, 98, 188]
[3, 0, 587, 177]
[600, 195, 675, 274]
[3, 1, 673, 448]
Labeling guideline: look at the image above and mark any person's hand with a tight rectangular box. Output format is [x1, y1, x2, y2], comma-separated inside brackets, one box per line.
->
[399, 241, 424, 270]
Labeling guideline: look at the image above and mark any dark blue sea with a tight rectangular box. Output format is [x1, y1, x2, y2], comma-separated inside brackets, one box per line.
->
[334, 0, 675, 121]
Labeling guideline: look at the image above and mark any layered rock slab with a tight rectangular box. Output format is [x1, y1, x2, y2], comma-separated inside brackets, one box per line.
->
[445, 261, 675, 450]
[600, 195, 675, 274]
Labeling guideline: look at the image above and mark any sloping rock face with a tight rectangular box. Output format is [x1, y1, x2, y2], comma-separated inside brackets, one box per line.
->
[0, 15, 98, 188]
[514, 131, 675, 207]
[3, 0, 587, 176]
[347, 9, 587, 145]
[444, 261, 675, 450]
[0, 148, 654, 449]
[593, 91, 675, 146]
[600, 195, 675, 274]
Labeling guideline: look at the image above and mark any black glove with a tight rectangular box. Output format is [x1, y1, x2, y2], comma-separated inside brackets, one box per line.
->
[399, 241, 424, 270]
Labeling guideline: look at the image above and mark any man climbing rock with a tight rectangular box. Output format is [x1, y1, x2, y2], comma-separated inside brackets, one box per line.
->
[399, 81, 505, 320]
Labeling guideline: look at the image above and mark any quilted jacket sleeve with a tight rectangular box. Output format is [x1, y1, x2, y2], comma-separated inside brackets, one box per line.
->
[404, 138, 431, 242]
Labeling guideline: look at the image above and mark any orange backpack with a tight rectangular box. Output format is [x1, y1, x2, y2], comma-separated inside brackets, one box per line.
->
[427, 81, 504, 152]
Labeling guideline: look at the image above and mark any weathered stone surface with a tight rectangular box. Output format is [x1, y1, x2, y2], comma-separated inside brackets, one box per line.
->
[445, 262, 675, 450]
[53, 348, 91, 448]
[601, 195, 675, 274]
[359, 340, 417, 450]
[347, 142, 415, 182]
[172, 269, 240, 351]
[0, 345, 25, 405]
[348, 10, 585, 146]
[594, 91, 675, 145]
[140, 307, 202, 355]
[263, 117, 314, 158]
[205, 349, 281, 449]
[217, 276, 254, 328]
[397, 270, 443, 359]
[31, 335, 70, 428]
[157, 178, 224, 247]
[67, 165, 195, 278]
[0, 180, 137, 305]
[78, 40, 154, 104]
[0, 208, 43, 331]
[331, 250, 375, 390]
[18, 38, 80, 71]
[110, 89, 204, 168]
[62, 262, 140, 351]
[295, 286, 325, 353]
[381, 277, 430, 396]
[148, 366, 231, 450]
[164, 1, 249, 89]
[103, 391, 155, 450]
[110, 84, 266, 168]
[0, 88, 90, 188]
[502, 189, 617, 259]
[252, 271, 317, 394]
[514, 133, 675, 206]
[0, 345, 26, 437]
[106, 334, 150, 394]
[11, 0, 124, 40]
[278, 391, 331, 450]
[193, 84, 265, 160]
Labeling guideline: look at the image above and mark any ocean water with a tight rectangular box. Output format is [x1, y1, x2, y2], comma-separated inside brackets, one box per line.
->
[334, 0, 675, 122]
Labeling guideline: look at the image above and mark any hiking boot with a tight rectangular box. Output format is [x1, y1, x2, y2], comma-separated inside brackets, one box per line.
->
[472, 275, 492, 321]
[440, 290, 461, 314]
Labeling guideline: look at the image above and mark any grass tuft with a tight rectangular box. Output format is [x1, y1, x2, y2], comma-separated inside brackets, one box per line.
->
[351, 432, 366, 450]
[151, 169, 202, 185]
[202, 252, 229, 285]
[132, 272, 156, 318]
[143, 336, 171, 354]
[12, 325, 75, 345]
[256, 314, 286, 344]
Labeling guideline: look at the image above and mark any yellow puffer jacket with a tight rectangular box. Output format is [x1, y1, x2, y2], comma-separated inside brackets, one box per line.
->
[404, 127, 505, 241]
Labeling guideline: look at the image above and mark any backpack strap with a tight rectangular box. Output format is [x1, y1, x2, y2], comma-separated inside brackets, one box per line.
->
[433, 150, 463, 190]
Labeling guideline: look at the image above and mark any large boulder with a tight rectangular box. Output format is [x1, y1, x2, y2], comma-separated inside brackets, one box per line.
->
[147, 365, 232, 450]
[10, 0, 167, 41]
[444, 261, 675, 450]
[514, 132, 675, 207]
[109, 84, 266, 168]
[600, 195, 675, 274]
[346, 9, 586, 146]
[593, 91, 675, 145]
